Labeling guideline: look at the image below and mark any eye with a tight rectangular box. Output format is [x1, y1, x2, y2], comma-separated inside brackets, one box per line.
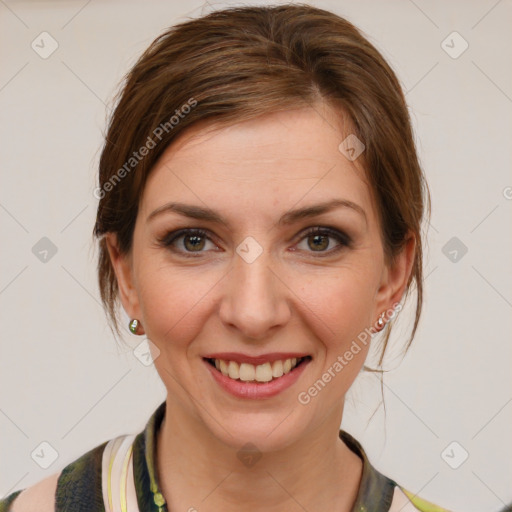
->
[294, 226, 351, 256]
[157, 228, 218, 257]
[157, 226, 351, 258]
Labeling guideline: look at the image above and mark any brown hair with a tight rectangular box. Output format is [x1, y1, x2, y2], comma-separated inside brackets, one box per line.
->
[93, 4, 430, 364]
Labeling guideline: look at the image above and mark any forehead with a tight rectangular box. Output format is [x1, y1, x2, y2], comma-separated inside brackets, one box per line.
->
[140, 107, 376, 225]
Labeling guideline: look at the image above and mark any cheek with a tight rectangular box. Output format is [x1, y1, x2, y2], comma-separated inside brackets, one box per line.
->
[135, 261, 221, 353]
[300, 268, 378, 340]
[293, 271, 377, 404]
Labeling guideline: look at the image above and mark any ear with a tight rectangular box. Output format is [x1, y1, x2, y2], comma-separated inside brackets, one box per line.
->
[374, 232, 416, 321]
[105, 233, 143, 330]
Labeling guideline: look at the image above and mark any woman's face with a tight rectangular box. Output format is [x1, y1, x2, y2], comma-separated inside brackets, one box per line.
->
[108, 105, 411, 451]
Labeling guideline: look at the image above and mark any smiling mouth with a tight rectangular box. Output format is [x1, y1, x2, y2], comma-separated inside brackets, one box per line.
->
[204, 356, 312, 383]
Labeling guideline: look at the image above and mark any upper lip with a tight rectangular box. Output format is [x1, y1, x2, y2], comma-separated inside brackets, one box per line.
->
[203, 352, 311, 365]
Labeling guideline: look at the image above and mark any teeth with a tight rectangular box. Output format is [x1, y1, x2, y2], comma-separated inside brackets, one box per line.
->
[228, 361, 239, 380]
[219, 359, 229, 376]
[255, 362, 273, 382]
[211, 357, 304, 383]
[239, 363, 255, 381]
[272, 360, 283, 378]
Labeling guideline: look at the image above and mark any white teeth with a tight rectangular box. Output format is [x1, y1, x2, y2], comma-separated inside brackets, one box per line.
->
[272, 360, 283, 378]
[228, 361, 239, 380]
[255, 362, 273, 382]
[211, 357, 305, 383]
[219, 359, 229, 376]
[239, 363, 255, 381]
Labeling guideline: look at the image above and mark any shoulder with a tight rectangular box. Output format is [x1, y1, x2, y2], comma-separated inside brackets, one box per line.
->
[389, 485, 453, 512]
[3, 471, 61, 512]
[0, 440, 108, 512]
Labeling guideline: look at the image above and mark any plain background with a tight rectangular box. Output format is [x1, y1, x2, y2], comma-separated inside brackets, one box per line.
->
[0, 0, 511, 510]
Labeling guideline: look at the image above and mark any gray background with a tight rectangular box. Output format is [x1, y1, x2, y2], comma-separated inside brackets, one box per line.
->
[0, 0, 511, 510]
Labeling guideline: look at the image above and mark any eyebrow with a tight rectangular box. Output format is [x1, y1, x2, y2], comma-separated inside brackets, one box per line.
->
[147, 198, 367, 228]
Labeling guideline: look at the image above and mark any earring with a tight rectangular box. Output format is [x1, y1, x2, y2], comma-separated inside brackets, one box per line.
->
[129, 319, 141, 335]
[376, 313, 385, 330]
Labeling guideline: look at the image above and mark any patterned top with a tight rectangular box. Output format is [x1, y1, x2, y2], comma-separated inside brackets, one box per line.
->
[0, 401, 451, 511]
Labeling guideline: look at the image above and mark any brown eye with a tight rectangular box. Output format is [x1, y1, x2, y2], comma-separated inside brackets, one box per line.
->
[158, 228, 217, 257]
[307, 233, 329, 251]
[183, 233, 206, 252]
[295, 227, 351, 256]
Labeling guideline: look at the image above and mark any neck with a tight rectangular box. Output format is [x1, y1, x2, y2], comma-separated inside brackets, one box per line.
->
[155, 399, 363, 512]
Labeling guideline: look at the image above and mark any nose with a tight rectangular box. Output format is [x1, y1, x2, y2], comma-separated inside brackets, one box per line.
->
[218, 247, 291, 341]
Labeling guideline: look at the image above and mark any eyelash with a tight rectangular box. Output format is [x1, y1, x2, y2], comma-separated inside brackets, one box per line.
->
[157, 226, 352, 258]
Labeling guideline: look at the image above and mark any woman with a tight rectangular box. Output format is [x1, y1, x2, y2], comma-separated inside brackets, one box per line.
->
[1, 4, 452, 511]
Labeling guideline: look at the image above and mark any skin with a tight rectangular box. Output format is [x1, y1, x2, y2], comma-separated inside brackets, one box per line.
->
[107, 104, 415, 512]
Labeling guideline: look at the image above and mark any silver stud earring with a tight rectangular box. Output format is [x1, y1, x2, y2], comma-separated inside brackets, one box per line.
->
[377, 313, 385, 329]
[129, 319, 140, 335]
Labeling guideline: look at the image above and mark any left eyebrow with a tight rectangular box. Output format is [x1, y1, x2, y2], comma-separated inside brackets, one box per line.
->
[277, 199, 367, 227]
[147, 198, 367, 228]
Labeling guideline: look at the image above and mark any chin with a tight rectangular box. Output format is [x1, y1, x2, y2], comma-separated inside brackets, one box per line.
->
[203, 409, 307, 454]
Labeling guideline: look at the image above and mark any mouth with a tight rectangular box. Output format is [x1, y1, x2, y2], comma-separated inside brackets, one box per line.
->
[204, 355, 312, 384]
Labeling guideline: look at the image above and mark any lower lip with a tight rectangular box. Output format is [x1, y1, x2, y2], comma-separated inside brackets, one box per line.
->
[203, 358, 311, 399]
